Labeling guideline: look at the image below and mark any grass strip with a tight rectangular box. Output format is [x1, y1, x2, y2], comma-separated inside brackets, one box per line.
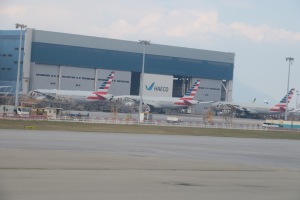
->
[0, 119, 299, 140]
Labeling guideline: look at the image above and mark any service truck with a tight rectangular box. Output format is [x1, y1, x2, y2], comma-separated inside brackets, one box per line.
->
[166, 116, 182, 123]
[1, 105, 31, 117]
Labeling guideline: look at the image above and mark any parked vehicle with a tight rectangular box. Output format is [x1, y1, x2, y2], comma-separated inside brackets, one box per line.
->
[1, 105, 31, 117]
[262, 122, 282, 128]
[166, 116, 181, 123]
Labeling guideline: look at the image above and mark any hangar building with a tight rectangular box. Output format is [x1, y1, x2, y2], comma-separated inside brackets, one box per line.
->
[0, 28, 235, 114]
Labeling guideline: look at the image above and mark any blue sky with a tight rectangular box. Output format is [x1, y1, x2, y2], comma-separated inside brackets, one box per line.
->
[1, 0, 300, 106]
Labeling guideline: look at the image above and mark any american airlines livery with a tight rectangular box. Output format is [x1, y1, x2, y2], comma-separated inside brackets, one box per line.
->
[211, 88, 295, 117]
[113, 80, 212, 112]
[29, 72, 115, 102]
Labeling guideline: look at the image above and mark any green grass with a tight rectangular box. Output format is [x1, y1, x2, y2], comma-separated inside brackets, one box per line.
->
[0, 119, 300, 140]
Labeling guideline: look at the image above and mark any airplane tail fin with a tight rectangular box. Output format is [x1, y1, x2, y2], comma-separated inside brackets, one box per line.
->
[180, 80, 201, 101]
[87, 71, 115, 101]
[270, 88, 295, 111]
[96, 71, 115, 94]
[175, 80, 201, 105]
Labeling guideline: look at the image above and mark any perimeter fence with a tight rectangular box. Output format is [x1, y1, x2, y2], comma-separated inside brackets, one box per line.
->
[1, 114, 300, 132]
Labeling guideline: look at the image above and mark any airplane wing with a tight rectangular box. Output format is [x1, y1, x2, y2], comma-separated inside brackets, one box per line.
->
[183, 100, 214, 105]
[244, 108, 258, 114]
[183, 100, 192, 105]
[213, 102, 245, 112]
[196, 100, 214, 104]
[30, 90, 56, 100]
[114, 96, 159, 111]
[93, 93, 107, 100]
[217, 103, 256, 116]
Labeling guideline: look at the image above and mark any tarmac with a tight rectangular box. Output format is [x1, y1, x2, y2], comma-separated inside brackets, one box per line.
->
[68, 110, 265, 125]
[0, 129, 299, 200]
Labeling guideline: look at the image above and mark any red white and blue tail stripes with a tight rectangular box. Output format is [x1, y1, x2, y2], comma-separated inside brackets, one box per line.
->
[270, 88, 295, 111]
[174, 80, 201, 105]
[87, 72, 115, 100]
[180, 80, 201, 101]
[96, 72, 115, 95]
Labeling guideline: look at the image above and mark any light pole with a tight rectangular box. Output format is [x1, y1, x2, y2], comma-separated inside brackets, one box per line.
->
[15, 23, 27, 110]
[296, 90, 299, 109]
[138, 40, 150, 122]
[285, 57, 294, 120]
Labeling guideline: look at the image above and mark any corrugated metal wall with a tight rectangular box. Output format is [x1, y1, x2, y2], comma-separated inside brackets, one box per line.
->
[31, 42, 234, 80]
[31, 63, 131, 96]
[191, 78, 222, 114]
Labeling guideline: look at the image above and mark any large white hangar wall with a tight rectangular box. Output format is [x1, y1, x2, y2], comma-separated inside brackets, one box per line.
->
[31, 64, 96, 91]
[104, 69, 131, 96]
[60, 66, 95, 90]
[30, 63, 131, 96]
[31, 63, 59, 90]
[191, 78, 222, 114]
[143, 74, 173, 97]
[194, 78, 222, 101]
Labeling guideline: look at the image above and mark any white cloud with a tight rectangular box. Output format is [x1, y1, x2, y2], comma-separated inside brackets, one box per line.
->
[165, 11, 219, 37]
[217, 0, 255, 8]
[92, 8, 300, 45]
[137, 13, 162, 28]
[96, 19, 137, 39]
[1, 1, 299, 45]
[229, 22, 300, 43]
[93, 10, 220, 45]
[0, 5, 27, 17]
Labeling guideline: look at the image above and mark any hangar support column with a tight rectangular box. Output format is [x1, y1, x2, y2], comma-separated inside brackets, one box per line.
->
[221, 80, 233, 102]
[58, 65, 62, 90]
[94, 68, 98, 91]
[226, 80, 233, 102]
[22, 28, 33, 94]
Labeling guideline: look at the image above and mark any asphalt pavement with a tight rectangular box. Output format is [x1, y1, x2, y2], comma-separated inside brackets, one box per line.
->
[0, 129, 299, 200]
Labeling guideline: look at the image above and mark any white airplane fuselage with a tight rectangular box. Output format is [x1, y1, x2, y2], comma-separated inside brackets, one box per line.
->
[29, 71, 115, 102]
[29, 89, 111, 102]
[212, 101, 287, 115]
[212, 88, 295, 117]
[113, 95, 202, 110]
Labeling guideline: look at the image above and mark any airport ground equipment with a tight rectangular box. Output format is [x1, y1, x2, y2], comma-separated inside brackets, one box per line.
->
[203, 109, 214, 125]
[1, 105, 31, 117]
[166, 116, 181, 123]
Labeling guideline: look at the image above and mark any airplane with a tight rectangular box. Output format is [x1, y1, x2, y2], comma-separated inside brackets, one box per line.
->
[29, 71, 115, 102]
[112, 80, 212, 112]
[211, 88, 296, 118]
